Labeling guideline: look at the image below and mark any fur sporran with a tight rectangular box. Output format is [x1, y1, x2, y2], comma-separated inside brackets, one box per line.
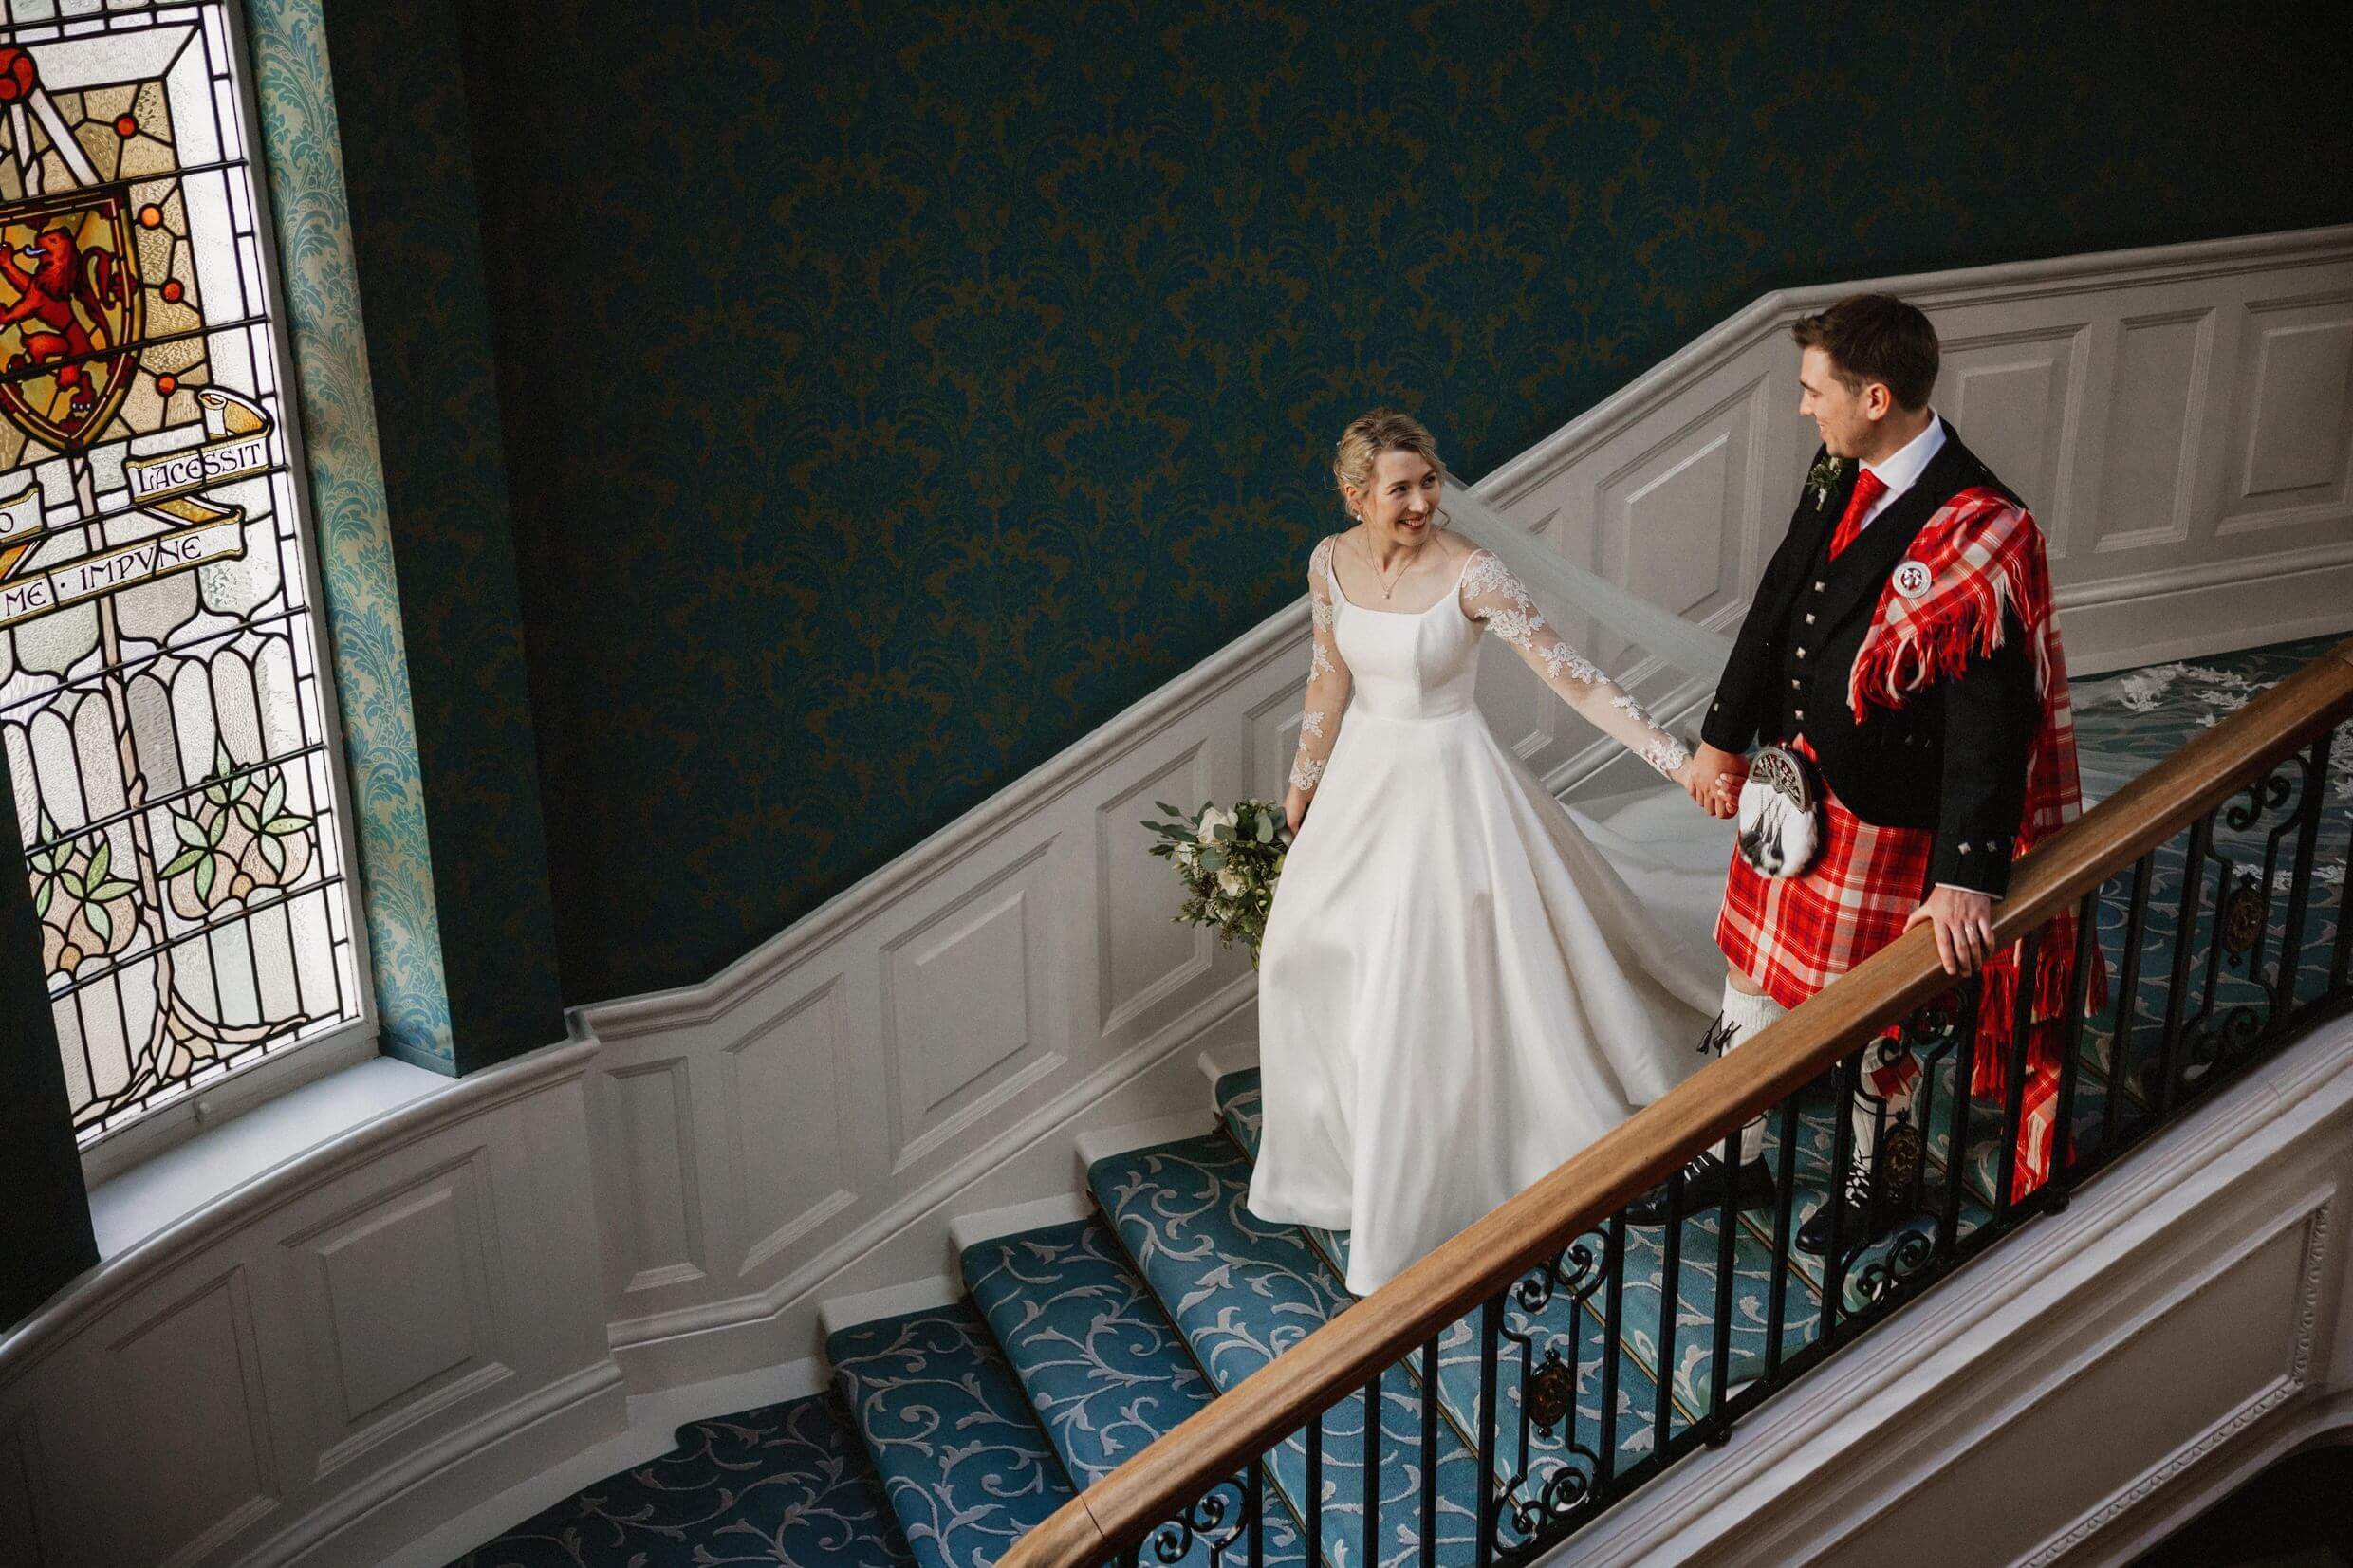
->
[1734, 745, 1824, 878]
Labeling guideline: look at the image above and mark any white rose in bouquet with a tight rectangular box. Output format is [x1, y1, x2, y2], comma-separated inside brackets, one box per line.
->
[1142, 798, 1290, 966]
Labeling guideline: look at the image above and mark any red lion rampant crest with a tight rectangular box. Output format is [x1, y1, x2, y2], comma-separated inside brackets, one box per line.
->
[0, 191, 141, 451]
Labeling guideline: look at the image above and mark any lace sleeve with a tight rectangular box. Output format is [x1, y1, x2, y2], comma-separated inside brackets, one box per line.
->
[1288, 538, 1352, 792]
[1458, 549, 1691, 779]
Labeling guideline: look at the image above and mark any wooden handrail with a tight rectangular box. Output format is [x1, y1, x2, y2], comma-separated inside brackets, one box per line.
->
[1004, 636, 2353, 1568]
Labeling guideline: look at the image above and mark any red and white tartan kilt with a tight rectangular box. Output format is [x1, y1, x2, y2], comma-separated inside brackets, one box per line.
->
[1716, 766, 1934, 1012]
[1715, 758, 2059, 1201]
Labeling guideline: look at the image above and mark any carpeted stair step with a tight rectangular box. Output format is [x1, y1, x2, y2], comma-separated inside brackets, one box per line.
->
[1214, 1069, 1681, 1490]
[1089, 1132, 1491, 1568]
[1210, 1070, 1354, 1277]
[829, 1301, 1077, 1568]
[961, 1213, 1311, 1567]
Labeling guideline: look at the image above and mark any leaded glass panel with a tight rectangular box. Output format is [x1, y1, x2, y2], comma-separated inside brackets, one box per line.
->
[0, 0, 365, 1144]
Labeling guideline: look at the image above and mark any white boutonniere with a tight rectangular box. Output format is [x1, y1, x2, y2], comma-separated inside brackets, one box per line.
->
[1805, 453, 1853, 512]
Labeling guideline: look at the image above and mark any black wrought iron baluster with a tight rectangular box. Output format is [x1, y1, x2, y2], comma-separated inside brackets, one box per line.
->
[1488, 1282, 1539, 1558]
[1475, 1296, 1499, 1566]
[1597, 1212, 1625, 1490]
[1994, 931, 2040, 1219]
[1707, 1128, 1738, 1443]
[1306, 1404, 1323, 1566]
[2156, 812, 2214, 1116]
[1820, 1050, 1862, 1346]
[2191, 835, 2235, 1067]
[2337, 783, 2353, 994]
[2332, 724, 2353, 993]
[2103, 853, 2155, 1158]
[1654, 1166, 1686, 1458]
[1939, 981, 1980, 1256]
[1362, 1371, 1380, 1568]
[2050, 889, 2098, 1196]
[2249, 797, 2291, 1016]
[2280, 729, 2335, 1016]
[1248, 1459, 1265, 1568]
[1418, 1336, 1438, 1568]
[1764, 1096, 1800, 1381]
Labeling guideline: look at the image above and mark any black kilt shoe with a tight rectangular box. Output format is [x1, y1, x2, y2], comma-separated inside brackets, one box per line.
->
[1624, 1151, 1776, 1226]
[1794, 1155, 1905, 1256]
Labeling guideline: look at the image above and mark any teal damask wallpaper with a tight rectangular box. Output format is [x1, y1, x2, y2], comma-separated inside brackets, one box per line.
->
[329, 1, 2350, 1004]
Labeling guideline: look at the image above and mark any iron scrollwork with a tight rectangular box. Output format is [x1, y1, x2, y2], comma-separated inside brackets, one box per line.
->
[1851, 1225, 1937, 1305]
[1145, 1472, 1253, 1566]
[2223, 768, 2294, 831]
[1495, 1227, 1614, 1549]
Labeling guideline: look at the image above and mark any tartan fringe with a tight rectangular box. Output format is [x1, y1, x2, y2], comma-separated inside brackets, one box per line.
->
[1962, 913, 2109, 1102]
[1848, 575, 2016, 721]
[1846, 509, 2058, 727]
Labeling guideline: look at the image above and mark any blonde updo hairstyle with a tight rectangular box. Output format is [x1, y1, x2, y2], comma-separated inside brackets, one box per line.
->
[1331, 408, 1452, 526]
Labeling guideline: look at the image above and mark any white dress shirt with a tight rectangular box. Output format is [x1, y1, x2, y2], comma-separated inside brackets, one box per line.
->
[1853, 413, 1944, 531]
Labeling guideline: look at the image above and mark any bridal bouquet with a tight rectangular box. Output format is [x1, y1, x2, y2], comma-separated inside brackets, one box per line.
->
[1143, 799, 1288, 966]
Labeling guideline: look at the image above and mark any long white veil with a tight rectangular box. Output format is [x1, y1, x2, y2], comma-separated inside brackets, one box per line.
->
[1441, 475, 1740, 977]
[1443, 470, 2145, 823]
[1443, 478, 1737, 692]
[1437, 471, 2148, 984]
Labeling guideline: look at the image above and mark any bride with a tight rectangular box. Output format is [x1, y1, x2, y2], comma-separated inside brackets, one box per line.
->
[1246, 409, 1727, 1297]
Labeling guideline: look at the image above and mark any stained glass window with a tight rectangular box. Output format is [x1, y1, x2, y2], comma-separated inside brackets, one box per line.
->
[0, 0, 364, 1147]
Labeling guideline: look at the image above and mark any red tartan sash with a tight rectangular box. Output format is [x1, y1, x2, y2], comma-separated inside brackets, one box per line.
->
[1845, 488, 2109, 1196]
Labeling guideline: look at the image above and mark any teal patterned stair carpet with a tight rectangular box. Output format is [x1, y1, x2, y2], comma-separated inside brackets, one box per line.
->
[451, 634, 2350, 1568]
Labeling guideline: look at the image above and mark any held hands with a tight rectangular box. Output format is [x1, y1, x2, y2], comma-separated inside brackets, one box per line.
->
[1677, 743, 1749, 819]
[1905, 884, 1998, 976]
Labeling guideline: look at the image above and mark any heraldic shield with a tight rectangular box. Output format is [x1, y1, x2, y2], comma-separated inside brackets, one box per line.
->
[0, 188, 142, 452]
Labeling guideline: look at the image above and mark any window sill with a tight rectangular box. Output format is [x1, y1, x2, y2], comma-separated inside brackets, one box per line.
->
[77, 1020, 383, 1190]
[87, 1051, 446, 1261]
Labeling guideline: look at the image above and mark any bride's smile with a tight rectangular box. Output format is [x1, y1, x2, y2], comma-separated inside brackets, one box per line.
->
[1338, 449, 1449, 600]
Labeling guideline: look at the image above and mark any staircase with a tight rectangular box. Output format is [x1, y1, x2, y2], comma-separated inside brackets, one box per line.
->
[820, 636, 2350, 1568]
[830, 1023, 2148, 1568]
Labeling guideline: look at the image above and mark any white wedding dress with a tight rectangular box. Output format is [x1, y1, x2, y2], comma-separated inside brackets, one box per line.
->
[1247, 537, 1722, 1296]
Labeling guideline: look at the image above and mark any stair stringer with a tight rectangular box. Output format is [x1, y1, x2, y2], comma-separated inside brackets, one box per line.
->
[1527, 1013, 2353, 1568]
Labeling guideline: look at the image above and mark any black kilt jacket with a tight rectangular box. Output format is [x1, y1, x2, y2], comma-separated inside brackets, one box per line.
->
[1699, 424, 2042, 899]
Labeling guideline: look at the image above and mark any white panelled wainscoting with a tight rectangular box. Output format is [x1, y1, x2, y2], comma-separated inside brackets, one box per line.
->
[2, 225, 2349, 1566]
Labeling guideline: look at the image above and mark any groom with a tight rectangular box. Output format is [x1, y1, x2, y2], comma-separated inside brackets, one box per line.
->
[1636, 292, 2092, 1255]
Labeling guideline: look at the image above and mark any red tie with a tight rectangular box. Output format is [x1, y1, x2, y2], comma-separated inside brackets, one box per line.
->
[1827, 468, 1888, 560]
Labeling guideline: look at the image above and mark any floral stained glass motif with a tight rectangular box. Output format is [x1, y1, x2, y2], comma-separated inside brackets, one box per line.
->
[0, 1, 363, 1143]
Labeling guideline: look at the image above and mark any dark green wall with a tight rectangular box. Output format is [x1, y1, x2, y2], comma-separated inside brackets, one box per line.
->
[1, 752, 97, 1325]
[319, 0, 565, 1067]
[339, 2, 2353, 1005]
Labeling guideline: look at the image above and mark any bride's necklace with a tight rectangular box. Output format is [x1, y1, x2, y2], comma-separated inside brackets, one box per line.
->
[1357, 531, 1427, 600]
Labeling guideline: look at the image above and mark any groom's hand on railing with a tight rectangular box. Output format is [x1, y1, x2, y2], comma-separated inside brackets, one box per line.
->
[1905, 884, 1998, 975]
[1682, 743, 1748, 818]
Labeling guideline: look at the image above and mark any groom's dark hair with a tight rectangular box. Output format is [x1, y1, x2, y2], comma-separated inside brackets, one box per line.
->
[1791, 294, 1938, 411]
